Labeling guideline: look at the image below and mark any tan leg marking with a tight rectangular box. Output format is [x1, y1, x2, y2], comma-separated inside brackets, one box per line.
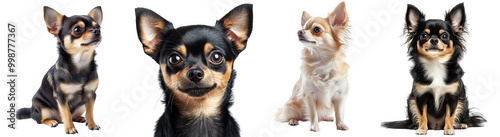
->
[416, 104, 428, 135]
[40, 108, 59, 127]
[444, 104, 456, 135]
[85, 99, 100, 130]
[57, 102, 77, 134]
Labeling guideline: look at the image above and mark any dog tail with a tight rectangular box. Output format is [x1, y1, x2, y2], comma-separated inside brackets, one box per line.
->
[381, 120, 414, 129]
[468, 112, 487, 127]
[16, 107, 31, 119]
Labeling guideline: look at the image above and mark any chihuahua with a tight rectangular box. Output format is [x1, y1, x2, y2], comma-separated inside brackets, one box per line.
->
[275, 2, 349, 132]
[135, 4, 252, 137]
[16, 6, 102, 134]
[382, 3, 486, 135]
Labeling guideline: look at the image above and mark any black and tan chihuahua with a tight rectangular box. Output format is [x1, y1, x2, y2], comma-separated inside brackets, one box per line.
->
[17, 6, 103, 134]
[382, 3, 486, 135]
[135, 4, 252, 137]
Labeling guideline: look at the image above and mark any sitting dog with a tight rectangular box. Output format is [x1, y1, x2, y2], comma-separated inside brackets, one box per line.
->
[17, 6, 103, 134]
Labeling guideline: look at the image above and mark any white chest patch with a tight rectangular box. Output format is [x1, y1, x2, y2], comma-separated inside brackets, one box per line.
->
[418, 57, 457, 110]
[420, 57, 447, 86]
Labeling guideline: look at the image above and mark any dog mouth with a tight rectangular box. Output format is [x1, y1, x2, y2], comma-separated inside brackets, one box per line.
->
[81, 38, 101, 46]
[298, 35, 316, 44]
[178, 84, 217, 97]
[425, 47, 444, 53]
[299, 38, 316, 44]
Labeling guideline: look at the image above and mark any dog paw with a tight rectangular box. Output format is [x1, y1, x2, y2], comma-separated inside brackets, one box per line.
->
[336, 123, 349, 130]
[42, 119, 59, 127]
[444, 129, 455, 135]
[310, 125, 320, 132]
[288, 119, 299, 126]
[416, 129, 427, 135]
[87, 123, 101, 130]
[454, 123, 468, 129]
[65, 127, 78, 134]
[324, 116, 334, 122]
[73, 117, 86, 123]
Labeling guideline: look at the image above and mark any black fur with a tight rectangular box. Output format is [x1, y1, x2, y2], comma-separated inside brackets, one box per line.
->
[382, 3, 486, 130]
[136, 4, 252, 137]
[16, 6, 102, 134]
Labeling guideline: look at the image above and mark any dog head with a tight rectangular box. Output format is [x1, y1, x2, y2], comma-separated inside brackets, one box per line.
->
[44, 6, 103, 54]
[405, 3, 466, 61]
[298, 2, 348, 49]
[135, 4, 252, 100]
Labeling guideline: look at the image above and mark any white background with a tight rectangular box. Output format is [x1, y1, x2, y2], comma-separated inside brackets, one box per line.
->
[1, 0, 499, 137]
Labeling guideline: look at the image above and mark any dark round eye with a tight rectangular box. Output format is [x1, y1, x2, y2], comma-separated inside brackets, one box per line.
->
[421, 33, 428, 40]
[313, 27, 322, 34]
[441, 33, 448, 40]
[209, 52, 224, 65]
[73, 26, 84, 36]
[74, 26, 82, 33]
[168, 54, 183, 66]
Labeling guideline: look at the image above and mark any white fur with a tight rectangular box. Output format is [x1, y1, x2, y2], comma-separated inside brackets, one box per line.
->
[275, 33, 349, 131]
[418, 57, 455, 110]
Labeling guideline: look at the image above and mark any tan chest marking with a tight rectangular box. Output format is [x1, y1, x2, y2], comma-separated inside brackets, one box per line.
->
[416, 82, 459, 110]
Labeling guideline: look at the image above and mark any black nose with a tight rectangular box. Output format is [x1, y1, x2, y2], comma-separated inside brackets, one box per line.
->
[93, 29, 100, 35]
[187, 69, 204, 82]
[430, 39, 438, 45]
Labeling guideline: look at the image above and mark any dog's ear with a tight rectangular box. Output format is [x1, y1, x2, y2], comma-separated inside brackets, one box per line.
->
[301, 11, 312, 27]
[215, 4, 253, 55]
[327, 2, 348, 29]
[44, 6, 64, 35]
[445, 3, 466, 34]
[405, 4, 425, 33]
[135, 8, 174, 62]
[88, 6, 103, 25]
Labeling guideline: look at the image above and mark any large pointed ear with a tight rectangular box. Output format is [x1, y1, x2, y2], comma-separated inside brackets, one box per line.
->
[327, 1, 348, 29]
[301, 11, 312, 27]
[88, 6, 103, 25]
[215, 4, 253, 54]
[445, 3, 466, 34]
[405, 4, 425, 33]
[44, 6, 64, 35]
[135, 8, 174, 61]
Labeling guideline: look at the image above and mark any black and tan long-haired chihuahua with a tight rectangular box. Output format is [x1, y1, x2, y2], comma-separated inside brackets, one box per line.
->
[135, 4, 252, 137]
[16, 6, 102, 134]
[382, 3, 486, 135]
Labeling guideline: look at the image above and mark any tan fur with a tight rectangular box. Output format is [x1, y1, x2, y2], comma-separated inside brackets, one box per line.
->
[439, 29, 445, 34]
[160, 60, 233, 117]
[57, 101, 76, 134]
[41, 108, 61, 126]
[223, 15, 249, 51]
[138, 14, 165, 54]
[416, 104, 428, 135]
[417, 33, 454, 61]
[204, 43, 214, 55]
[85, 98, 99, 130]
[177, 45, 187, 56]
[276, 1, 349, 132]
[444, 104, 457, 135]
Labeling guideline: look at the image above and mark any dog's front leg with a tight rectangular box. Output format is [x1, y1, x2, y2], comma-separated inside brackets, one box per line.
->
[416, 104, 428, 135]
[85, 97, 100, 130]
[84, 79, 100, 130]
[333, 96, 348, 130]
[305, 93, 319, 132]
[57, 100, 77, 134]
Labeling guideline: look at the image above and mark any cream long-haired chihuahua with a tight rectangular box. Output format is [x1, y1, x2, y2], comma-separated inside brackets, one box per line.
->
[275, 2, 349, 132]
